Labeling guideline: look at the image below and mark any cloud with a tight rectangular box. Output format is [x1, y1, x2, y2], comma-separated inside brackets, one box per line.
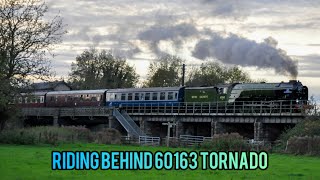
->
[137, 23, 199, 55]
[44, 0, 320, 93]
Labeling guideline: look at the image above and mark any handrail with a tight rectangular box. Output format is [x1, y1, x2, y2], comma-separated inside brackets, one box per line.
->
[113, 109, 145, 137]
[20, 100, 311, 117]
[121, 110, 145, 136]
[122, 100, 310, 116]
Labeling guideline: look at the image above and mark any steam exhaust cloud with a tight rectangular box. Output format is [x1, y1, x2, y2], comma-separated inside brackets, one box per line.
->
[192, 33, 298, 78]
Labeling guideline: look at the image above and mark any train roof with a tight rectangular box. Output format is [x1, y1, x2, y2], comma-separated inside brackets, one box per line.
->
[20, 92, 47, 96]
[107, 87, 183, 93]
[233, 82, 294, 90]
[46, 89, 108, 95]
[185, 86, 216, 90]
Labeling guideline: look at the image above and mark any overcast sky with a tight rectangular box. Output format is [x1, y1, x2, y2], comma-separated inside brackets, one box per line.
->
[46, 0, 320, 100]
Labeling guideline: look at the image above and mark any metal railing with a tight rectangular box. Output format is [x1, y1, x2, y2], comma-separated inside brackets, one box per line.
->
[180, 135, 205, 146]
[21, 107, 112, 117]
[121, 110, 145, 136]
[139, 136, 160, 146]
[21, 100, 311, 118]
[113, 109, 143, 137]
[120, 100, 310, 116]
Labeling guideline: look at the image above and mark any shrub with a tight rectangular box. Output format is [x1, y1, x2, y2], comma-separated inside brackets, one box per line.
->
[94, 128, 122, 144]
[0, 129, 37, 145]
[277, 116, 320, 154]
[0, 126, 94, 145]
[201, 133, 250, 151]
[280, 117, 320, 142]
[286, 136, 320, 156]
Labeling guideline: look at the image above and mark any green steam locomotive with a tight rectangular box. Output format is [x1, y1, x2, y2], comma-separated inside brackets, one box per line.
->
[184, 80, 308, 108]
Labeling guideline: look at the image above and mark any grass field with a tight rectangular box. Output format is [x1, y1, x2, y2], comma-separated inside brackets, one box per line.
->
[0, 144, 320, 179]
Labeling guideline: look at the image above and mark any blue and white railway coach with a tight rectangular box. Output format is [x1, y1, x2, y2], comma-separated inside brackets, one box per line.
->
[106, 87, 185, 107]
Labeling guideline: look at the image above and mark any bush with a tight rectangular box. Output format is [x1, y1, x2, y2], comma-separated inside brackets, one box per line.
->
[280, 117, 320, 143]
[0, 126, 124, 145]
[94, 128, 122, 144]
[201, 133, 250, 151]
[0, 129, 37, 145]
[277, 116, 320, 154]
[0, 126, 94, 145]
[286, 136, 320, 156]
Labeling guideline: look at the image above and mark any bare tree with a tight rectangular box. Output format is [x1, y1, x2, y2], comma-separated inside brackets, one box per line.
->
[0, 0, 66, 130]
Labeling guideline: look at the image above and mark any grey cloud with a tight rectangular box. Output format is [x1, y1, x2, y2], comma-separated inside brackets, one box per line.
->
[307, 44, 320, 47]
[45, 0, 319, 79]
[247, 22, 318, 31]
[137, 23, 199, 55]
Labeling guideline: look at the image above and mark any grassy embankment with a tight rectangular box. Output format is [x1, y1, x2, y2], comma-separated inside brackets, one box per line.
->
[1, 144, 320, 179]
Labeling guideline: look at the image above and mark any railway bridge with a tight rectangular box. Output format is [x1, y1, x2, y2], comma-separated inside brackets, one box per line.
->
[21, 101, 308, 141]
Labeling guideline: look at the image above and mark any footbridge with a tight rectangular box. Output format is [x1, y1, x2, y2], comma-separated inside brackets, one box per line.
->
[21, 101, 309, 141]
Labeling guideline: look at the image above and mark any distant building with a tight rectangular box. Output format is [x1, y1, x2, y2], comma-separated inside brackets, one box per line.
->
[23, 81, 72, 92]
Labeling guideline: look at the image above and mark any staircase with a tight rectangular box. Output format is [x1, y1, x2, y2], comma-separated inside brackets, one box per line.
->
[112, 109, 145, 137]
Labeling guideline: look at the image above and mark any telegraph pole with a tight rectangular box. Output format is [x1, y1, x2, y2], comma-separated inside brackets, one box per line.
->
[162, 122, 176, 147]
[182, 63, 185, 86]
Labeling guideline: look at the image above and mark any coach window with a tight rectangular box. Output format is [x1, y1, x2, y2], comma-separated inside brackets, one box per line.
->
[114, 94, 118, 100]
[128, 93, 133, 100]
[152, 92, 158, 100]
[168, 92, 173, 100]
[91, 96, 97, 101]
[121, 93, 126, 100]
[40, 97, 44, 103]
[135, 93, 139, 100]
[140, 93, 145, 100]
[145, 93, 150, 100]
[160, 92, 165, 100]
[174, 92, 178, 100]
[19, 97, 22, 104]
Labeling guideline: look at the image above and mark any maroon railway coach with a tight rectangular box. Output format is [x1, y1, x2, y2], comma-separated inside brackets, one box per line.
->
[14, 92, 46, 108]
[45, 90, 107, 107]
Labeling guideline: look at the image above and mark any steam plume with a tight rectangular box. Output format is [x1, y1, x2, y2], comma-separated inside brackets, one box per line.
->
[192, 33, 298, 78]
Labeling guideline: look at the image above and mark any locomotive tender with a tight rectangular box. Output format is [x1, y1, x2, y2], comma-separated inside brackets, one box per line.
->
[16, 80, 308, 109]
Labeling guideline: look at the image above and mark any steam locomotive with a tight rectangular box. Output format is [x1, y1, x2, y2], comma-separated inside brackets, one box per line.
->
[16, 80, 309, 111]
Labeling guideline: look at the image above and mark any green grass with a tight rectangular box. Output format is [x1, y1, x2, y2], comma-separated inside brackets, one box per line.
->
[0, 144, 320, 179]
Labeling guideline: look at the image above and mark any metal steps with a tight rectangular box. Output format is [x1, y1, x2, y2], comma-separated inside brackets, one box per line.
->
[112, 109, 145, 137]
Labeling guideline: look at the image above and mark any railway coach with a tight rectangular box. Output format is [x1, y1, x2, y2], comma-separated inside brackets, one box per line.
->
[14, 92, 46, 107]
[105, 87, 184, 107]
[46, 89, 107, 107]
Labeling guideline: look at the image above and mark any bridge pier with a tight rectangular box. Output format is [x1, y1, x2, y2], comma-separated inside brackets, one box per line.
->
[139, 118, 152, 135]
[214, 121, 225, 135]
[175, 120, 184, 138]
[254, 122, 265, 141]
[53, 116, 59, 127]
